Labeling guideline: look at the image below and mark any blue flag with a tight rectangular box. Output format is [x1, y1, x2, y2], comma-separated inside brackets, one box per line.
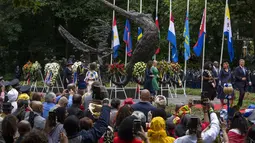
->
[183, 12, 190, 61]
[123, 19, 132, 57]
[193, 9, 206, 57]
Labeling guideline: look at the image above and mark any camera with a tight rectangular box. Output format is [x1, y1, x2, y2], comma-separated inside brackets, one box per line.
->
[133, 119, 141, 135]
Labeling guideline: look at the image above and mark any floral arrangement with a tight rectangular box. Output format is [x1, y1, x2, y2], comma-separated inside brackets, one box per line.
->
[133, 62, 146, 78]
[23, 61, 42, 82]
[170, 63, 182, 73]
[72, 61, 82, 72]
[157, 61, 173, 79]
[22, 61, 33, 80]
[30, 61, 42, 81]
[108, 62, 126, 75]
[44, 62, 60, 86]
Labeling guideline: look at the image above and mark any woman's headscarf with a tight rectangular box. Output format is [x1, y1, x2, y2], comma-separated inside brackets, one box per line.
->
[148, 117, 175, 143]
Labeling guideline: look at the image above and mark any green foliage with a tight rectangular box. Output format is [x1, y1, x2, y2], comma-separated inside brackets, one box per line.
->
[0, 0, 254, 76]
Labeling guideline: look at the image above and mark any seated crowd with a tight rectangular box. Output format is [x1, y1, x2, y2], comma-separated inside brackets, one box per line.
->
[0, 78, 255, 143]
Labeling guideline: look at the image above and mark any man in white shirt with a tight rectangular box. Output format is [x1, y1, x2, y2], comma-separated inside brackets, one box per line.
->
[174, 105, 220, 143]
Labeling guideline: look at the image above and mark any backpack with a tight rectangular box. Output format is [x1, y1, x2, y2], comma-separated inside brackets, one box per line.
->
[103, 126, 114, 143]
[28, 112, 38, 128]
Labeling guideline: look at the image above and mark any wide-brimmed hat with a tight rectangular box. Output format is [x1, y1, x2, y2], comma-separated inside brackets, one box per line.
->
[10, 79, 19, 87]
[2, 102, 13, 111]
[20, 85, 31, 93]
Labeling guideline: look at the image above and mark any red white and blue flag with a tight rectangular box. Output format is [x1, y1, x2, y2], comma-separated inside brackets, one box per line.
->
[193, 9, 206, 57]
[123, 19, 132, 57]
[167, 14, 178, 62]
[112, 17, 120, 59]
[155, 16, 160, 55]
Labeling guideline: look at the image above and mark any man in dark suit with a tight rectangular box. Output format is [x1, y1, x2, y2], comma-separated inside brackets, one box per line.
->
[234, 59, 252, 106]
[212, 61, 219, 79]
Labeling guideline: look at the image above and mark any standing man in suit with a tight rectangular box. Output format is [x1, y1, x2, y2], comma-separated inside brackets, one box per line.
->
[212, 61, 219, 79]
[234, 59, 252, 106]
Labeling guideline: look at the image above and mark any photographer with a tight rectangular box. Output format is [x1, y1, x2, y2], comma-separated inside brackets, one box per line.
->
[174, 102, 220, 143]
[113, 115, 149, 143]
[12, 99, 28, 122]
[84, 81, 109, 121]
[45, 107, 66, 143]
[201, 103, 220, 143]
[63, 98, 111, 143]
[174, 115, 201, 143]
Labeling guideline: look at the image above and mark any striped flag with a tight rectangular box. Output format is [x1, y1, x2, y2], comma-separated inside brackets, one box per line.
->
[112, 17, 120, 59]
[223, 0, 234, 62]
[193, 9, 206, 57]
[167, 14, 178, 62]
[123, 19, 132, 57]
[155, 16, 160, 55]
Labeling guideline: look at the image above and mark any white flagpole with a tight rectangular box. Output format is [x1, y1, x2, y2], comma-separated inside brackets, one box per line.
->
[201, 0, 207, 92]
[125, 0, 130, 67]
[110, 0, 116, 87]
[140, 0, 142, 13]
[155, 0, 158, 60]
[219, 0, 228, 72]
[168, 0, 172, 63]
[184, 0, 189, 95]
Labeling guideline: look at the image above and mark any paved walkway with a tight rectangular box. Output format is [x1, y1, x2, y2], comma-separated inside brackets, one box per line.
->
[166, 95, 221, 105]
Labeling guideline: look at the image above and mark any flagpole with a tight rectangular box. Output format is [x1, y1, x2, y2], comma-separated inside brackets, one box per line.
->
[184, 0, 189, 95]
[125, 0, 130, 67]
[140, 0, 142, 13]
[155, 0, 159, 60]
[168, 0, 172, 63]
[110, 0, 116, 87]
[219, 0, 228, 72]
[201, 0, 207, 92]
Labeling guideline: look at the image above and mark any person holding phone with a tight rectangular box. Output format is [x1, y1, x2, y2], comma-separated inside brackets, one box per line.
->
[113, 116, 149, 143]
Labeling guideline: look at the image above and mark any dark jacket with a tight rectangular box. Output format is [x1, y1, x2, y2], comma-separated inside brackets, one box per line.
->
[68, 106, 111, 143]
[131, 101, 156, 121]
[67, 104, 85, 119]
[234, 66, 251, 89]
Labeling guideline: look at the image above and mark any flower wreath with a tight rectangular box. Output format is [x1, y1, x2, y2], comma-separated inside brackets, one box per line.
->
[44, 62, 60, 86]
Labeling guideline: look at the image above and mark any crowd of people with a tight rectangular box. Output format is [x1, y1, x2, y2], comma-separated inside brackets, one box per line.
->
[0, 76, 254, 143]
[0, 59, 254, 143]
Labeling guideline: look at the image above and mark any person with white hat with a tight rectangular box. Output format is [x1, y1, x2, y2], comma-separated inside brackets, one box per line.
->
[6, 80, 19, 113]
